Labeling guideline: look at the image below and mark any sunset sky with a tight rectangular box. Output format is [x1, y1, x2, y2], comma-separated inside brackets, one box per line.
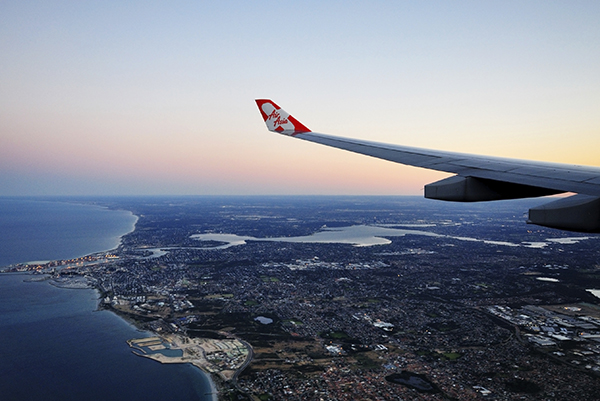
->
[1, 1, 599, 196]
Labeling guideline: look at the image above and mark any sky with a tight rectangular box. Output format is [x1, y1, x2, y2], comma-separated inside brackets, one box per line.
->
[1, 1, 599, 196]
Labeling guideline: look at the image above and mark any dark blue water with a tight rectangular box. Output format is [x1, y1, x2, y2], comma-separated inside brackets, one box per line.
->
[0, 199, 213, 401]
[0, 199, 137, 267]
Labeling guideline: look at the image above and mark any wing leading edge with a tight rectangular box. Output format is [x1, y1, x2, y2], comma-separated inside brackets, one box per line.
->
[255, 99, 600, 233]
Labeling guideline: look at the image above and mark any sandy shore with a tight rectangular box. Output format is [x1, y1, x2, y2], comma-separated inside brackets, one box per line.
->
[128, 335, 250, 400]
[48, 276, 91, 289]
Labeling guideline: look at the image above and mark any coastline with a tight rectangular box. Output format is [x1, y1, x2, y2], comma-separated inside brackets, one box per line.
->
[106, 311, 221, 401]
[110, 311, 221, 401]
[127, 336, 224, 401]
[98, 206, 223, 400]
[0, 199, 139, 269]
[1, 199, 220, 400]
[1, 200, 218, 400]
[3, 255, 221, 401]
[0, 272, 217, 401]
[55, 272, 221, 401]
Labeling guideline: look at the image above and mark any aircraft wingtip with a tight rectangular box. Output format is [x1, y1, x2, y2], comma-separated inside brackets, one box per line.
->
[255, 99, 311, 134]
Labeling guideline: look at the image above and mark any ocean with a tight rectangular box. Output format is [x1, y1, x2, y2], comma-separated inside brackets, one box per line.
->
[0, 199, 213, 401]
[0, 199, 136, 267]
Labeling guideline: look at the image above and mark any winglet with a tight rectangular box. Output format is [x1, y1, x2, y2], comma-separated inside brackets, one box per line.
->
[255, 99, 311, 135]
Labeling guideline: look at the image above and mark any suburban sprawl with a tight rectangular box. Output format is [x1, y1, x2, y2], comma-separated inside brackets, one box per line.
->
[5, 196, 600, 400]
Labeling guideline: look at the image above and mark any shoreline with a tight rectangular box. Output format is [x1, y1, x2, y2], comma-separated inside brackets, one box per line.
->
[120, 320, 221, 401]
[127, 336, 223, 401]
[0, 200, 139, 270]
[1, 200, 220, 400]
[3, 260, 221, 401]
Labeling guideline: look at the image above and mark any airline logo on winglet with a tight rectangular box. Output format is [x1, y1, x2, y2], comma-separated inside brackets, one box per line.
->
[255, 99, 311, 135]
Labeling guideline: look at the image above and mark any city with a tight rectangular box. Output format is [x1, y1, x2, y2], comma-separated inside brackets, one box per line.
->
[5, 196, 600, 400]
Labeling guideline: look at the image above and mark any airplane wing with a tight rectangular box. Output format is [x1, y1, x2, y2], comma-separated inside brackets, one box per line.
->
[255, 99, 600, 233]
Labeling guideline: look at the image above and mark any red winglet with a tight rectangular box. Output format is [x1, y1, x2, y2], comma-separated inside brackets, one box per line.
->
[255, 99, 311, 134]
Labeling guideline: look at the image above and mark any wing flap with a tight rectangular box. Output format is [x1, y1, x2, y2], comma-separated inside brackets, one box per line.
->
[510, 166, 600, 182]
[585, 177, 600, 185]
[448, 159, 517, 172]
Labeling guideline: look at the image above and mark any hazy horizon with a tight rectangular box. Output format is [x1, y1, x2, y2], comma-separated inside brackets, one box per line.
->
[2, 1, 599, 196]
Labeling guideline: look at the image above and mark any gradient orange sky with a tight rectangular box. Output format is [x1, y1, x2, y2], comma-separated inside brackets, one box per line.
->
[1, 1, 599, 196]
